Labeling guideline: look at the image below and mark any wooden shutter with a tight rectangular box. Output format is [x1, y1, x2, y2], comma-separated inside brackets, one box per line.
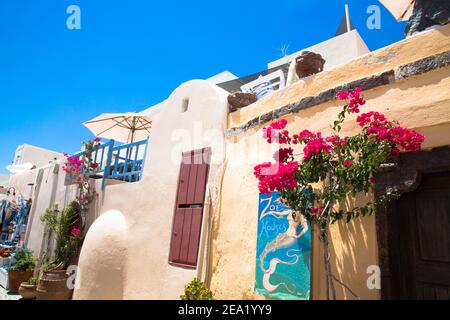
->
[169, 147, 211, 268]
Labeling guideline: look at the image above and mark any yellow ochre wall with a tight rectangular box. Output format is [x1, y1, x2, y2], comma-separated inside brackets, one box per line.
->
[209, 24, 450, 300]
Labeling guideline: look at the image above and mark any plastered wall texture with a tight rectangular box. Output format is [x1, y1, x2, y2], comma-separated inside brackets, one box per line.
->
[8, 161, 103, 263]
[73, 80, 229, 300]
[209, 24, 450, 300]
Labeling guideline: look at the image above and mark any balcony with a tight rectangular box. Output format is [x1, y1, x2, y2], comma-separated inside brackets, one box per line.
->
[70, 138, 149, 189]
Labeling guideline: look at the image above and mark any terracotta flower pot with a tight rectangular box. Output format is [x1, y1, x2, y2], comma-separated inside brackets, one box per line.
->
[8, 270, 33, 293]
[228, 92, 257, 112]
[295, 51, 326, 79]
[19, 283, 37, 300]
[36, 270, 73, 300]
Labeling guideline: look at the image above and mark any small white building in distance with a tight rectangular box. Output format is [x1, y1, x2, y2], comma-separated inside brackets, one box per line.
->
[268, 30, 370, 71]
[206, 71, 238, 85]
[6, 144, 64, 174]
[268, 8, 370, 86]
[209, 8, 370, 93]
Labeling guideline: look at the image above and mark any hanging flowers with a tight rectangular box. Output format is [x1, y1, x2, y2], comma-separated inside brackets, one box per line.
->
[253, 87, 425, 300]
[62, 138, 102, 231]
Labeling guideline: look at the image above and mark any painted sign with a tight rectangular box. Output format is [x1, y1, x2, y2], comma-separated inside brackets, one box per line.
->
[255, 192, 311, 300]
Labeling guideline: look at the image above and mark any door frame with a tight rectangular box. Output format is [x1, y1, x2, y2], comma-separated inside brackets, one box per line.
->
[375, 147, 450, 300]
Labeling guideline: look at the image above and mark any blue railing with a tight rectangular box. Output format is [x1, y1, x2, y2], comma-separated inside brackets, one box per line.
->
[90, 139, 115, 176]
[104, 139, 149, 186]
[71, 138, 149, 190]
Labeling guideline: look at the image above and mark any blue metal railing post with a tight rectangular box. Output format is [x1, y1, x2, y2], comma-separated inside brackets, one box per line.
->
[140, 137, 150, 181]
[102, 139, 115, 190]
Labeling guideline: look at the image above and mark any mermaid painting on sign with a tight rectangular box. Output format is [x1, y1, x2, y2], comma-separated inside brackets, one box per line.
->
[255, 192, 311, 300]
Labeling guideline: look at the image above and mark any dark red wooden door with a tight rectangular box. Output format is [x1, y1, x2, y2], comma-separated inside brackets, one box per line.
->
[169, 148, 211, 268]
[395, 171, 450, 299]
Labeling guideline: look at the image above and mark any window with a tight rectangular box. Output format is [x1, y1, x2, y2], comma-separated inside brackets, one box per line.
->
[181, 98, 189, 113]
[169, 147, 211, 268]
[14, 147, 23, 165]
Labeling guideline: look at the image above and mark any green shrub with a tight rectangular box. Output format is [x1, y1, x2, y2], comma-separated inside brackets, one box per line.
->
[27, 277, 39, 286]
[180, 278, 214, 300]
[41, 201, 83, 269]
[9, 249, 36, 272]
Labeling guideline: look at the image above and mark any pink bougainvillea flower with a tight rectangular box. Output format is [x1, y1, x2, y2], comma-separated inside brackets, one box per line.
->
[90, 163, 99, 170]
[278, 130, 290, 144]
[389, 146, 401, 156]
[348, 87, 365, 114]
[357, 111, 424, 153]
[343, 159, 352, 167]
[262, 126, 275, 144]
[254, 162, 272, 177]
[336, 91, 349, 100]
[262, 125, 290, 144]
[326, 135, 348, 147]
[303, 135, 332, 160]
[336, 87, 365, 114]
[273, 148, 294, 163]
[357, 111, 390, 128]
[94, 137, 101, 142]
[71, 228, 81, 237]
[254, 161, 299, 195]
[387, 126, 425, 152]
[298, 130, 315, 142]
[270, 119, 288, 130]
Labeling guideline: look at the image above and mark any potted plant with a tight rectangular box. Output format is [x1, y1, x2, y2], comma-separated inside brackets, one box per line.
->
[8, 249, 36, 293]
[35, 139, 98, 300]
[37, 201, 83, 300]
[19, 276, 39, 300]
[180, 278, 214, 300]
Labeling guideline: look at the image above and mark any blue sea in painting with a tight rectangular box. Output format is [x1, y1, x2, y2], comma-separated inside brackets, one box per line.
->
[254, 192, 311, 300]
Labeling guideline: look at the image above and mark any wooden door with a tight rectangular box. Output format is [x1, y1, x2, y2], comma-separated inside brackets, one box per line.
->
[169, 147, 211, 268]
[394, 171, 450, 299]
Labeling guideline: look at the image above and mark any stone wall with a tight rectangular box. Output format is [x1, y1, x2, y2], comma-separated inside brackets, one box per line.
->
[209, 24, 450, 300]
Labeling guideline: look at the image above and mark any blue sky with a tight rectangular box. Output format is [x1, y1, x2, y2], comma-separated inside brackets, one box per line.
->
[0, 0, 406, 174]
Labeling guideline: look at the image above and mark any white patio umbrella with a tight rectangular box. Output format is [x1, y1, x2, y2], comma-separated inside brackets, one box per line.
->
[379, 0, 415, 21]
[83, 112, 152, 144]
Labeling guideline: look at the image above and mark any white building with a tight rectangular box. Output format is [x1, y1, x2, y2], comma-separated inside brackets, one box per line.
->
[7, 144, 64, 174]
[268, 30, 369, 71]
[213, 8, 370, 92]
[206, 71, 238, 85]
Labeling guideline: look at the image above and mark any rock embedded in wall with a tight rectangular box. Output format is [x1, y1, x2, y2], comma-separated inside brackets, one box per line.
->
[295, 51, 326, 79]
[228, 92, 257, 112]
[405, 0, 450, 36]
